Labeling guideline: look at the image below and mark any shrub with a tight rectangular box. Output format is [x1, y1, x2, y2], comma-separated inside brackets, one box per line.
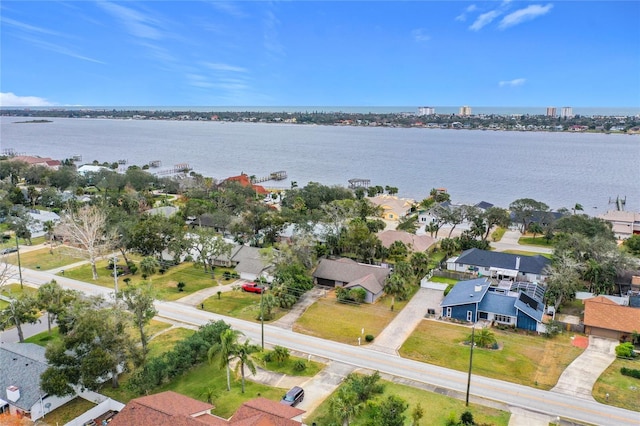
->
[262, 352, 273, 362]
[444, 283, 454, 296]
[293, 360, 307, 371]
[445, 412, 458, 426]
[620, 367, 640, 379]
[177, 281, 186, 292]
[460, 410, 475, 425]
[615, 342, 636, 358]
[543, 319, 563, 338]
[365, 334, 375, 342]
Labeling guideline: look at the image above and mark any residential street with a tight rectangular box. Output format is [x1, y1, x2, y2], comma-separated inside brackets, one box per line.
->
[3, 264, 638, 425]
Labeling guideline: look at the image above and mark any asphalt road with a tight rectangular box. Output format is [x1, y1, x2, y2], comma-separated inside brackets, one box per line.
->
[7, 265, 640, 426]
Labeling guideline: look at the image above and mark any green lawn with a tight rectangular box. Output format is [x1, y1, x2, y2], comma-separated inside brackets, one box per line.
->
[503, 249, 553, 259]
[0, 235, 46, 251]
[491, 227, 507, 242]
[203, 289, 288, 323]
[58, 260, 236, 301]
[146, 327, 195, 359]
[0, 283, 38, 297]
[518, 234, 554, 247]
[429, 276, 458, 285]
[593, 358, 640, 411]
[0, 299, 8, 309]
[293, 288, 415, 345]
[25, 328, 60, 346]
[4, 246, 84, 270]
[257, 351, 323, 377]
[305, 379, 510, 426]
[400, 320, 584, 390]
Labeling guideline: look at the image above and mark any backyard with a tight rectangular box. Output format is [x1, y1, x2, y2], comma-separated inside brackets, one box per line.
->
[400, 320, 584, 390]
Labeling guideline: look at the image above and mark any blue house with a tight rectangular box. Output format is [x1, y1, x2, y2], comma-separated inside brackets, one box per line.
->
[440, 278, 546, 332]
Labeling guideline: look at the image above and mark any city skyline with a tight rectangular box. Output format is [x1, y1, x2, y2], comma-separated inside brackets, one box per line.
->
[1, 1, 639, 108]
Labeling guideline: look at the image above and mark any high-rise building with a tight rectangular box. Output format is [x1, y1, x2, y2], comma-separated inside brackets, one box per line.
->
[561, 107, 573, 118]
[418, 106, 435, 116]
[546, 107, 557, 117]
[459, 106, 472, 116]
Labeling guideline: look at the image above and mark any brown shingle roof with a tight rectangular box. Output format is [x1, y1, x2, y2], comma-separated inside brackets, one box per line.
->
[584, 296, 640, 333]
[376, 230, 436, 252]
[109, 391, 217, 426]
[230, 398, 303, 425]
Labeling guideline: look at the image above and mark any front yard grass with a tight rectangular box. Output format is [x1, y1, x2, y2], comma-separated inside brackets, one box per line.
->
[293, 288, 416, 345]
[305, 378, 510, 426]
[400, 320, 584, 390]
[203, 289, 288, 323]
[25, 328, 60, 346]
[257, 351, 323, 377]
[0, 283, 38, 297]
[146, 327, 195, 359]
[4, 246, 84, 270]
[593, 358, 640, 411]
[58, 260, 236, 301]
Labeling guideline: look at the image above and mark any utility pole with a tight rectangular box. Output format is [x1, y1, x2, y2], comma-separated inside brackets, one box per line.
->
[113, 255, 119, 301]
[15, 235, 23, 289]
[260, 288, 265, 350]
[466, 324, 475, 406]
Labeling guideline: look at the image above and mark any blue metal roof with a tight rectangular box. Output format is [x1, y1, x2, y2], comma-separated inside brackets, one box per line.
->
[478, 292, 518, 317]
[440, 278, 490, 307]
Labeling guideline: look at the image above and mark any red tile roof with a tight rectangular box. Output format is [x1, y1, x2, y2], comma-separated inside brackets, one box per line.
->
[584, 296, 640, 333]
[223, 174, 269, 195]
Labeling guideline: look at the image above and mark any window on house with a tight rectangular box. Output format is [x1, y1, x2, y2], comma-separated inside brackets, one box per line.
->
[479, 312, 488, 320]
[467, 311, 473, 321]
[446, 307, 452, 317]
[494, 315, 511, 324]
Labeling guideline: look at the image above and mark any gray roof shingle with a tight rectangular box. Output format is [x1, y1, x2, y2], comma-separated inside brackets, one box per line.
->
[455, 248, 550, 275]
[440, 278, 490, 307]
[0, 343, 48, 411]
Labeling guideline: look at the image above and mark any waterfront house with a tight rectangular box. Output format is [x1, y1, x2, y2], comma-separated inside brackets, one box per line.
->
[313, 258, 391, 303]
[221, 173, 269, 196]
[440, 278, 547, 332]
[368, 195, 415, 221]
[447, 248, 550, 282]
[597, 210, 640, 240]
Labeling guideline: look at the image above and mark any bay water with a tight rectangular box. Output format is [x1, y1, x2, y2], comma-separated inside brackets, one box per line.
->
[1, 117, 638, 212]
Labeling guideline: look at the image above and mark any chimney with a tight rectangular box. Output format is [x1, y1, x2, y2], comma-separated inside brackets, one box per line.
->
[474, 285, 482, 293]
[515, 256, 521, 270]
[6, 386, 20, 402]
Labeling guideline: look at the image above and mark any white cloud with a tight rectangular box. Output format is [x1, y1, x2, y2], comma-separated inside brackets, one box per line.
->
[455, 4, 478, 22]
[469, 10, 501, 31]
[0, 92, 54, 107]
[412, 29, 431, 42]
[499, 4, 553, 29]
[207, 1, 247, 18]
[499, 78, 526, 87]
[1, 17, 62, 36]
[97, 1, 163, 40]
[203, 63, 248, 73]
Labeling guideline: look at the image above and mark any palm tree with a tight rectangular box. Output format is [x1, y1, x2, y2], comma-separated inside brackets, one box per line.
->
[385, 273, 408, 311]
[329, 388, 361, 426]
[140, 256, 159, 280]
[208, 328, 241, 391]
[234, 339, 260, 393]
[572, 203, 584, 215]
[470, 327, 496, 348]
[271, 345, 290, 365]
[43, 220, 56, 254]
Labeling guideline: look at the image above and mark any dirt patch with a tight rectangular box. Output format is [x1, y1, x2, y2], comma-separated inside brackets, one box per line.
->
[571, 335, 589, 349]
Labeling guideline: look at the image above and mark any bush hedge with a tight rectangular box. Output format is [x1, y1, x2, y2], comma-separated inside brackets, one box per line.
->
[621, 367, 640, 379]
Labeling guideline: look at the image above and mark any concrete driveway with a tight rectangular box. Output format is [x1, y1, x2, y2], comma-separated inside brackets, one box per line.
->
[552, 336, 617, 400]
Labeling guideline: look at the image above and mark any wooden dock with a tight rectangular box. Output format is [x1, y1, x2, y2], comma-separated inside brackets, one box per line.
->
[348, 178, 370, 189]
[253, 171, 287, 183]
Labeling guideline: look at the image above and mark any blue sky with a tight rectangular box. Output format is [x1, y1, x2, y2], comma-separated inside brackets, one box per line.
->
[1, 1, 639, 107]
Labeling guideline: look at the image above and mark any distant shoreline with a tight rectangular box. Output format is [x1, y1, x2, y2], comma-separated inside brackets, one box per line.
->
[13, 119, 53, 124]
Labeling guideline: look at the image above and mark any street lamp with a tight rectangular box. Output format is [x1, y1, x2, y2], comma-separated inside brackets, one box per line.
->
[113, 255, 119, 302]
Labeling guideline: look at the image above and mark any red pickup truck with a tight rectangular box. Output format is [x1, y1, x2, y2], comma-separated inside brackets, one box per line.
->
[241, 282, 265, 294]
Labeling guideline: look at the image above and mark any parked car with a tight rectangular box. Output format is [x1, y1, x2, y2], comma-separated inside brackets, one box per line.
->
[280, 386, 304, 407]
[241, 282, 265, 294]
[0, 247, 18, 255]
